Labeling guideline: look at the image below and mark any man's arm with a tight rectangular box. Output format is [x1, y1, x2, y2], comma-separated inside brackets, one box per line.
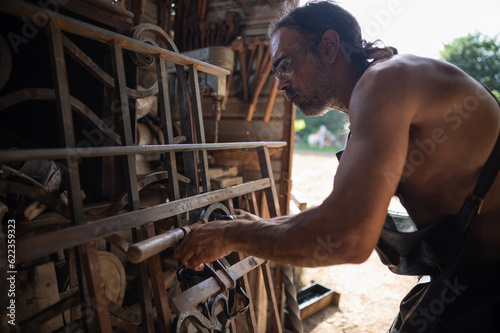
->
[175, 61, 420, 270]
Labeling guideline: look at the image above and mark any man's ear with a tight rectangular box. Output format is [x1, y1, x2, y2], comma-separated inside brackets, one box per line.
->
[321, 29, 341, 64]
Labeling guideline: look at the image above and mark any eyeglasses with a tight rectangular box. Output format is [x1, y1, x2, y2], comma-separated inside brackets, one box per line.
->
[272, 46, 309, 82]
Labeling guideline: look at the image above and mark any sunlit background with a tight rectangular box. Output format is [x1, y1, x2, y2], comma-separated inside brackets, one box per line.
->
[299, 0, 500, 59]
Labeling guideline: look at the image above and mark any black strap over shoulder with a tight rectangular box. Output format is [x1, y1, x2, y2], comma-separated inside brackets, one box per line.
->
[459, 133, 500, 233]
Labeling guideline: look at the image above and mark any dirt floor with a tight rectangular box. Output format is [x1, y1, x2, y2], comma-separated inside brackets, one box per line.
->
[291, 150, 417, 333]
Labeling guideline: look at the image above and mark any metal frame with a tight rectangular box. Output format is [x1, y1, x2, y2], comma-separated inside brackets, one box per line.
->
[0, 1, 288, 332]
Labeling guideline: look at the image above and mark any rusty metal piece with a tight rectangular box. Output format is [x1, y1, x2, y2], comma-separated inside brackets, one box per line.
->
[173, 298, 235, 332]
[0, 141, 286, 163]
[156, 55, 182, 228]
[86, 171, 179, 220]
[172, 256, 265, 314]
[188, 65, 212, 194]
[205, 259, 237, 293]
[62, 35, 159, 99]
[131, 23, 180, 56]
[16, 179, 274, 264]
[200, 202, 231, 221]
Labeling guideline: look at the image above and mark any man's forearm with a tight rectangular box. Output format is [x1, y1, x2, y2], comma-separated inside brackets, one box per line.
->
[227, 206, 365, 267]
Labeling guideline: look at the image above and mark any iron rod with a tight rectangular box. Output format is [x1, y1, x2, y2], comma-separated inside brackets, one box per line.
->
[16, 178, 272, 263]
[0, 142, 286, 162]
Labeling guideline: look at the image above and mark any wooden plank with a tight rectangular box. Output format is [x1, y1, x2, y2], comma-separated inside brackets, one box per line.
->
[201, 96, 287, 119]
[79, 241, 112, 332]
[225, 199, 258, 333]
[257, 146, 281, 217]
[279, 98, 295, 216]
[211, 176, 243, 189]
[243, 194, 268, 332]
[17, 179, 273, 263]
[204, 118, 285, 142]
[257, 146, 287, 331]
[20, 293, 79, 332]
[261, 263, 283, 333]
[17, 262, 64, 332]
[143, 224, 171, 333]
[235, 253, 259, 333]
[208, 166, 238, 179]
[131, 229, 155, 332]
[264, 78, 279, 122]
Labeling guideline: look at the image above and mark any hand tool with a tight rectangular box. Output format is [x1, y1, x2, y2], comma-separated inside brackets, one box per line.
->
[231, 37, 248, 101]
[246, 56, 272, 121]
[264, 77, 278, 122]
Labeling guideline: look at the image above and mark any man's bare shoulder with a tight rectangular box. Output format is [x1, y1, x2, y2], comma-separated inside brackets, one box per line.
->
[350, 54, 481, 123]
[348, 55, 439, 123]
[364, 54, 461, 77]
[356, 54, 467, 93]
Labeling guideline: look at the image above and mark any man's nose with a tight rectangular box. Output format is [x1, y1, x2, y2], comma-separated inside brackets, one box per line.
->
[277, 77, 290, 91]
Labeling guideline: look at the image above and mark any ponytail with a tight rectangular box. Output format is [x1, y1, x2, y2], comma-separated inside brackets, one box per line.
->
[363, 40, 398, 62]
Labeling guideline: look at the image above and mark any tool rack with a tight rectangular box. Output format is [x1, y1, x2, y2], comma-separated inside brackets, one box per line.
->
[0, 1, 294, 332]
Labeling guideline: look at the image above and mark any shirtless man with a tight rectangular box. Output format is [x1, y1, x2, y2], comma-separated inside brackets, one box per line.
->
[175, 1, 500, 330]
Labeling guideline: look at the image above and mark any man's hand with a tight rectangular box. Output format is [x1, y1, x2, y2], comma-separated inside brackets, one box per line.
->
[173, 209, 259, 271]
[232, 208, 262, 222]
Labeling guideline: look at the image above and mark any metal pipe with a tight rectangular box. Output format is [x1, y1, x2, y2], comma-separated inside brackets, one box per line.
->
[0, 142, 286, 162]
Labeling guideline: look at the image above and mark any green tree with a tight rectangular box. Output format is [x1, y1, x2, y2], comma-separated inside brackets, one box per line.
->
[440, 32, 500, 98]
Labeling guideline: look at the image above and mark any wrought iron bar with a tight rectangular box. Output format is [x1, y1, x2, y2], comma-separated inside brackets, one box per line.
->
[0, 142, 286, 162]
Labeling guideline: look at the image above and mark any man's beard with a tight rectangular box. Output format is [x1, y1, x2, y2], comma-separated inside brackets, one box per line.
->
[285, 66, 344, 117]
